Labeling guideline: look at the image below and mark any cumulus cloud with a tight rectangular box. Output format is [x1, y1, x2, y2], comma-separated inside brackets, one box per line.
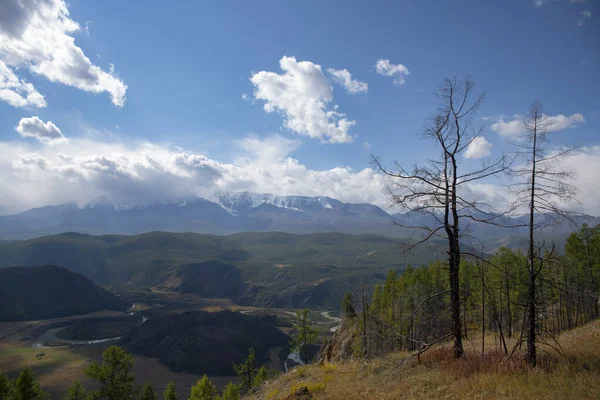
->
[0, 135, 387, 212]
[327, 68, 368, 94]
[0, 0, 127, 107]
[464, 137, 493, 159]
[0, 60, 46, 108]
[0, 135, 598, 216]
[15, 116, 66, 144]
[375, 59, 410, 85]
[577, 10, 592, 26]
[490, 113, 585, 138]
[250, 56, 355, 143]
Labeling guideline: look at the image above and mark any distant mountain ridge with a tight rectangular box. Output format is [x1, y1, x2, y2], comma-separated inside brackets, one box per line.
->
[0, 192, 597, 248]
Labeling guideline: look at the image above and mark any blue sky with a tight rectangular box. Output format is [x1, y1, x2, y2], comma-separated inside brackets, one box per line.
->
[0, 0, 598, 214]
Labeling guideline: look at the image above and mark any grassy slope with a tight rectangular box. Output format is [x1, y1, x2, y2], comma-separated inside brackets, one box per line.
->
[250, 319, 600, 400]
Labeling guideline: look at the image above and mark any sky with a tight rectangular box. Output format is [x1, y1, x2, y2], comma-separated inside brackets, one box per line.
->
[0, 0, 599, 215]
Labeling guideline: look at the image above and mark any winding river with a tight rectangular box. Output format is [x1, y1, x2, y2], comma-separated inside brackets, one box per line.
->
[31, 304, 148, 349]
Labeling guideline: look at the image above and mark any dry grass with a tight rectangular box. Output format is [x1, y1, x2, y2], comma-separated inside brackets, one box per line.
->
[249, 319, 600, 400]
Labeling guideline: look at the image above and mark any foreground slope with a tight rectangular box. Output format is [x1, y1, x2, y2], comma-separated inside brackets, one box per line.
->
[0, 265, 128, 320]
[250, 319, 600, 400]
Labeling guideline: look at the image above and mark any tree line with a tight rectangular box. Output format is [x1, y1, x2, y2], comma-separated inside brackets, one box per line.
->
[372, 76, 586, 366]
[342, 224, 599, 361]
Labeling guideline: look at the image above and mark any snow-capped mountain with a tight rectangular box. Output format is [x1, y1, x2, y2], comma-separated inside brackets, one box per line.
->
[0, 193, 596, 247]
[217, 192, 341, 214]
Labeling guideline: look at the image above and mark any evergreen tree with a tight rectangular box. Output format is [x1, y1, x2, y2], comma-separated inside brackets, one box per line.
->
[189, 375, 216, 400]
[0, 373, 12, 400]
[62, 381, 87, 400]
[252, 366, 268, 388]
[85, 345, 136, 400]
[140, 382, 157, 400]
[162, 381, 178, 400]
[220, 382, 241, 400]
[11, 366, 49, 400]
[342, 292, 356, 318]
[291, 308, 319, 364]
[233, 348, 258, 392]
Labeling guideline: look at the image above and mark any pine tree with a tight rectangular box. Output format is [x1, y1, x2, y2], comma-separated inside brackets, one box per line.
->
[220, 382, 241, 400]
[11, 366, 50, 400]
[140, 382, 157, 400]
[252, 366, 268, 388]
[0, 373, 12, 400]
[291, 308, 319, 364]
[62, 381, 87, 400]
[233, 348, 258, 392]
[162, 381, 178, 400]
[85, 345, 136, 400]
[342, 292, 356, 318]
[189, 375, 216, 400]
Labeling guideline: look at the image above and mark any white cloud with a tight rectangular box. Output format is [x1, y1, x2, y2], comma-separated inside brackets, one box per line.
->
[490, 113, 585, 138]
[250, 56, 355, 143]
[0, 135, 388, 212]
[577, 10, 592, 26]
[0, 135, 598, 216]
[327, 68, 368, 94]
[15, 116, 66, 144]
[375, 59, 410, 85]
[363, 141, 371, 150]
[465, 137, 493, 159]
[534, 0, 548, 7]
[0, 0, 127, 107]
[0, 60, 46, 108]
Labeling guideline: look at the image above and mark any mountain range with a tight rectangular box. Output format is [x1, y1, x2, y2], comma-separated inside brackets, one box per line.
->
[1, 192, 597, 249]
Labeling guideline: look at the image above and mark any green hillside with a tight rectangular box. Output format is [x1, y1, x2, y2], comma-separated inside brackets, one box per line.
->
[0, 231, 442, 309]
[0, 265, 129, 320]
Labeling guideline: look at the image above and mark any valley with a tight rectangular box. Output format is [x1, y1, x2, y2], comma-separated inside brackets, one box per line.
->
[0, 287, 339, 399]
[0, 231, 443, 310]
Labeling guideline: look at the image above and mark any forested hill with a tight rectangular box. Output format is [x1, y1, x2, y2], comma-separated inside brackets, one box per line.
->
[0, 265, 129, 320]
[0, 231, 443, 309]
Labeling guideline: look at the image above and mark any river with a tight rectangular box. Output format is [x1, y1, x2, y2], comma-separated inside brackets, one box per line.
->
[31, 304, 148, 349]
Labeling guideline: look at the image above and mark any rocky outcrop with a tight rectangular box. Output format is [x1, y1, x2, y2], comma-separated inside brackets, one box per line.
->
[317, 318, 357, 363]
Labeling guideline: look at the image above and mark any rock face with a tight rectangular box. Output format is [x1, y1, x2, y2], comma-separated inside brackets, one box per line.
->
[119, 310, 290, 375]
[0, 265, 128, 321]
[317, 319, 357, 364]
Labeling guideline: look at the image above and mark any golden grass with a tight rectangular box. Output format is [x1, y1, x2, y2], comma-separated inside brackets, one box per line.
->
[248, 319, 600, 400]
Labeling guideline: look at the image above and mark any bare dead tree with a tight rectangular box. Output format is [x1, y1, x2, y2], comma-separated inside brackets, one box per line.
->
[509, 101, 577, 367]
[374, 77, 511, 359]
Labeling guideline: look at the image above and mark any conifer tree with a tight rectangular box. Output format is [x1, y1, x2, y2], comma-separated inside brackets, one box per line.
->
[0, 373, 12, 400]
[63, 381, 87, 400]
[11, 366, 50, 400]
[233, 348, 258, 392]
[220, 382, 241, 400]
[291, 308, 319, 364]
[140, 382, 157, 400]
[163, 381, 178, 400]
[342, 292, 356, 318]
[189, 375, 216, 400]
[85, 345, 137, 400]
[252, 366, 268, 388]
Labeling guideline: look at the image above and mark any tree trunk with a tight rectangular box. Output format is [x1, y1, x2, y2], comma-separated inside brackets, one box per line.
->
[526, 123, 538, 367]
